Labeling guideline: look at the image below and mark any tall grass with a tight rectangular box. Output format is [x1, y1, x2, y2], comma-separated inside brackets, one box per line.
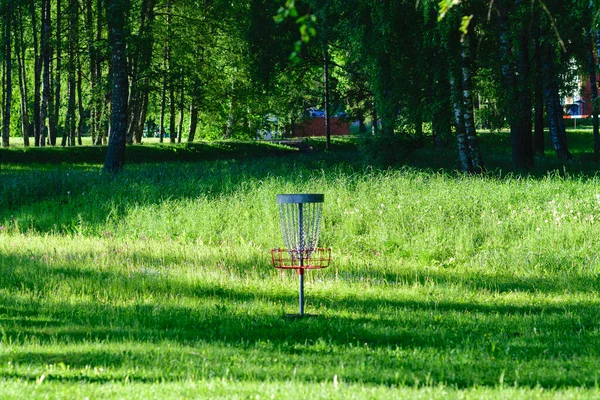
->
[1, 149, 600, 398]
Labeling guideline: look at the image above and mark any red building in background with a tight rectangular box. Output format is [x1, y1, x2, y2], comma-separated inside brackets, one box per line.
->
[294, 116, 350, 137]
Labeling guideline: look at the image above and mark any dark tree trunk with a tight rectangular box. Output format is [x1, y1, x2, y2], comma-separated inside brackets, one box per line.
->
[169, 72, 176, 143]
[376, 55, 395, 137]
[177, 73, 184, 143]
[3, 0, 14, 147]
[159, 70, 166, 142]
[66, 0, 77, 147]
[431, 44, 452, 148]
[513, 14, 533, 168]
[224, 84, 234, 139]
[358, 119, 367, 133]
[30, 0, 42, 146]
[15, 6, 30, 146]
[94, 0, 105, 146]
[587, 28, 600, 160]
[135, 92, 149, 142]
[49, 0, 61, 146]
[84, 0, 96, 144]
[533, 22, 545, 155]
[188, 103, 198, 143]
[497, 0, 533, 169]
[323, 40, 331, 151]
[104, 0, 129, 173]
[77, 34, 84, 146]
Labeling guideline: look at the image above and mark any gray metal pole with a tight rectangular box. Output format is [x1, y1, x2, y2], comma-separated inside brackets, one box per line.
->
[299, 270, 304, 316]
[298, 203, 304, 316]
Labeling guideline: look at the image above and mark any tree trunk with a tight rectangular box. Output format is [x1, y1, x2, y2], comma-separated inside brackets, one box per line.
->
[1, 53, 4, 143]
[77, 34, 84, 146]
[514, 3, 533, 166]
[104, 0, 129, 173]
[40, 0, 51, 147]
[93, 0, 105, 146]
[450, 70, 471, 172]
[159, 71, 166, 143]
[358, 118, 367, 133]
[587, 28, 600, 160]
[376, 54, 395, 137]
[15, 6, 30, 146]
[135, 91, 149, 142]
[3, 0, 14, 147]
[512, 14, 533, 168]
[543, 45, 571, 160]
[83, 0, 97, 144]
[224, 83, 234, 139]
[497, 0, 532, 169]
[66, 0, 77, 147]
[460, 33, 484, 172]
[370, 98, 378, 135]
[127, 0, 156, 144]
[323, 40, 331, 151]
[169, 73, 176, 143]
[49, 0, 61, 146]
[177, 73, 184, 143]
[30, 0, 42, 146]
[159, 1, 170, 144]
[533, 22, 545, 155]
[188, 103, 198, 142]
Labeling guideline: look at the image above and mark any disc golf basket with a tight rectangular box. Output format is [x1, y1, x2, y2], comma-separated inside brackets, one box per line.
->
[271, 194, 331, 317]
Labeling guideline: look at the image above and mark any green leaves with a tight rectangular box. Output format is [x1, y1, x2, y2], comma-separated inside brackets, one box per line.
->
[274, 0, 298, 23]
[460, 14, 473, 35]
[438, 0, 461, 21]
[274, 0, 317, 61]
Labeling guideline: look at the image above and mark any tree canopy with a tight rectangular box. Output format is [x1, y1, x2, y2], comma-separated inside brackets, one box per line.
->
[1, 0, 599, 171]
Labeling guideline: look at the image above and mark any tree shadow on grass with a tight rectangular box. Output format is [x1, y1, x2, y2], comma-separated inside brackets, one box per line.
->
[0, 252, 599, 388]
[0, 155, 344, 234]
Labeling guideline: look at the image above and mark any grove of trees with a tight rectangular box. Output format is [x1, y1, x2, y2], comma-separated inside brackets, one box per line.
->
[1, 0, 600, 172]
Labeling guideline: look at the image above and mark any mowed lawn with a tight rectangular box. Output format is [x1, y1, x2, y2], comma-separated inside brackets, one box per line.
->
[1, 143, 600, 398]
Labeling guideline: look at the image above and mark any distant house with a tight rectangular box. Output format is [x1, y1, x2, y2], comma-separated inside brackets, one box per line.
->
[294, 110, 350, 137]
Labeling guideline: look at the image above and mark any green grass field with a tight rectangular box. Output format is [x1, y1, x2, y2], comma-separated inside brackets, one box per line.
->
[1, 131, 600, 398]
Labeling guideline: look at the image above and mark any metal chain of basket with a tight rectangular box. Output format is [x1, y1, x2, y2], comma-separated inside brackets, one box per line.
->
[278, 199, 322, 265]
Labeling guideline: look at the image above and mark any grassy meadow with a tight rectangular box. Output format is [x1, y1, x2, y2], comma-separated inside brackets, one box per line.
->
[1, 132, 600, 398]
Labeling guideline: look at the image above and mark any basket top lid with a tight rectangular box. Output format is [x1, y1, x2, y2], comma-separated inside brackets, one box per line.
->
[277, 194, 324, 204]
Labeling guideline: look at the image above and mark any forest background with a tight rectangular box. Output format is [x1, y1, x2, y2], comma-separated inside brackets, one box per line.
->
[1, 0, 600, 172]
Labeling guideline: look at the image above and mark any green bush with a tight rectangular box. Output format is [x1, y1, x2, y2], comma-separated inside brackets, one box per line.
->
[358, 132, 423, 167]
